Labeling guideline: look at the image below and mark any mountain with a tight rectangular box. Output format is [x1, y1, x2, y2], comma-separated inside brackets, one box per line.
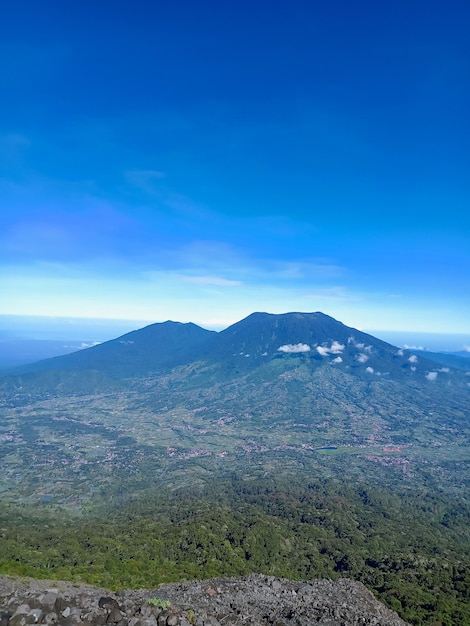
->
[408, 348, 470, 370]
[204, 311, 444, 377]
[11, 320, 216, 379]
[1, 310, 468, 493]
[452, 350, 470, 359]
[0, 312, 468, 625]
[8, 311, 465, 384]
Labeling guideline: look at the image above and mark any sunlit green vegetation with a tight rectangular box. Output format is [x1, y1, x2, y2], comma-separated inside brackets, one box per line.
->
[1, 474, 468, 625]
[1, 316, 469, 625]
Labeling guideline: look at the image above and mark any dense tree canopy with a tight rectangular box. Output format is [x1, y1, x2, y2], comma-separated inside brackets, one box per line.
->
[1, 475, 468, 625]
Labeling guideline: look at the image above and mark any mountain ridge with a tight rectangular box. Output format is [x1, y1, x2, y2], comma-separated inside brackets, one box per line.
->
[10, 320, 216, 379]
[4, 311, 465, 385]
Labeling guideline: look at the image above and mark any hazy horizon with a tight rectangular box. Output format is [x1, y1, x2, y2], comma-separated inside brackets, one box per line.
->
[1, 313, 469, 353]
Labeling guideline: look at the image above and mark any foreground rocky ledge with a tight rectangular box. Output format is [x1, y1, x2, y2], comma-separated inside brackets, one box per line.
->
[0, 574, 408, 626]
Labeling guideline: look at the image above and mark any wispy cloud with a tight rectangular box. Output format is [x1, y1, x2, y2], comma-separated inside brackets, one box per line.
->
[180, 275, 242, 287]
[0, 133, 31, 162]
[269, 259, 343, 280]
[124, 169, 166, 195]
[303, 286, 361, 302]
[426, 371, 438, 381]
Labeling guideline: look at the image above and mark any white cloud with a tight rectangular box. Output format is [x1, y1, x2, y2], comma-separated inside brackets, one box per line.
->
[316, 341, 345, 356]
[330, 341, 345, 354]
[181, 275, 242, 287]
[278, 343, 311, 353]
[271, 259, 343, 280]
[357, 353, 369, 363]
[438, 367, 450, 373]
[404, 344, 425, 351]
[332, 356, 343, 363]
[411, 366, 416, 371]
[408, 355, 418, 363]
[303, 286, 358, 301]
[426, 371, 438, 381]
[366, 366, 374, 373]
[397, 349, 404, 356]
[347, 337, 371, 354]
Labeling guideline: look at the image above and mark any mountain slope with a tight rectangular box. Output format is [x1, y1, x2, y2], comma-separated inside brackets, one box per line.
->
[12, 321, 216, 379]
[12, 311, 465, 382]
[0, 574, 409, 626]
[409, 349, 470, 370]
[201, 312, 467, 385]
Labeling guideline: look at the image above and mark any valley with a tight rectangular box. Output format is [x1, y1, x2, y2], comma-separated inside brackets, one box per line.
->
[1, 361, 468, 507]
[0, 312, 469, 625]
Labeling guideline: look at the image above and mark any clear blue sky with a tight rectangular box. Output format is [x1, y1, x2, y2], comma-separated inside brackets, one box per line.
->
[1, 0, 469, 335]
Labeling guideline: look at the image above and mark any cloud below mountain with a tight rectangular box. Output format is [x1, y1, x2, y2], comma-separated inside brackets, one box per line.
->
[278, 343, 311, 353]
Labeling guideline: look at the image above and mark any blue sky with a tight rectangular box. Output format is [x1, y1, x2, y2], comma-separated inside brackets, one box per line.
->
[1, 0, 469, 338]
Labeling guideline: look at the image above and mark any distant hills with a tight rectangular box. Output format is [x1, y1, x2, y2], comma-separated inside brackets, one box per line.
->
[11, 320, 216, 378]
[407, 348, 470, 370]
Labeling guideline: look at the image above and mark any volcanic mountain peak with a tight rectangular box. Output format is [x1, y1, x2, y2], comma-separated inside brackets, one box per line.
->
[212, 311, 389, 361]
[6, 312, 467, 388]
[13, 319, 216, 378]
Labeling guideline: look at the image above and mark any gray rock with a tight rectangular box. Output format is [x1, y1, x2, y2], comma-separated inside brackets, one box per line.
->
[53, 600, 67, 615]
[37, 597, 57, 614]
[106, 608, 124, 624]
[156, 613, 168, 626]
[99, 598, 122, 613]
[0, 574, 409, 626]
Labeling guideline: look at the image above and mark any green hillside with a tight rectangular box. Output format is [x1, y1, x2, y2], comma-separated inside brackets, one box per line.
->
[0, 312, 468, 624]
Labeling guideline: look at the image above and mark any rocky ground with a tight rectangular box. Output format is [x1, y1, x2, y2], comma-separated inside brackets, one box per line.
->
[0, 574, 408, 625]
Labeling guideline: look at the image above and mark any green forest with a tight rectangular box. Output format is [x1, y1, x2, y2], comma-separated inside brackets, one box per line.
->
[1, 474, 469, 626]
